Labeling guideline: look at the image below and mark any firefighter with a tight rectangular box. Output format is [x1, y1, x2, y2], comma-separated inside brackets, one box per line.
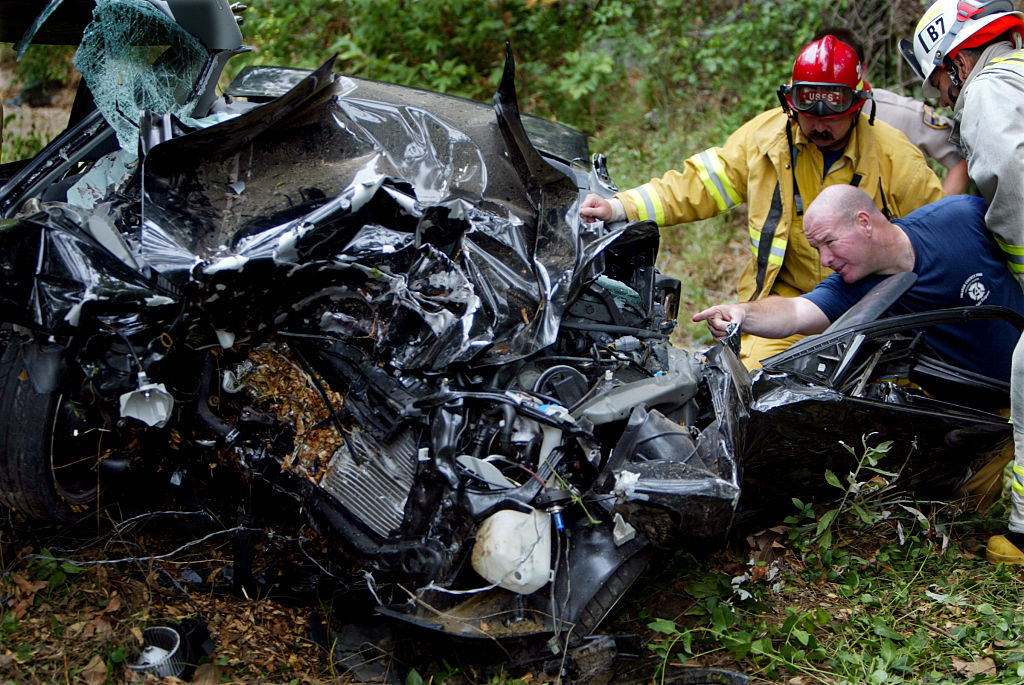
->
[812, 25, 970, 196]
[902, 0, 1024, 565]
[580, 35, 944, 371]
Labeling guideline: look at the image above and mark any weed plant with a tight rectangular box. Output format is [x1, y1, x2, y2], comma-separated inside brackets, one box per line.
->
[642, 436, 1024, 684]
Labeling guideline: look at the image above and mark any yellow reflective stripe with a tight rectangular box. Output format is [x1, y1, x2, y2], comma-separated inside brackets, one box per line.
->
[693, 149, 741, 213]
[1013, 465, 1024, 495]
[748, 226, 785, 265]
[623, 185, 665, 225]
[1007, 466, 1024, 493]
[990, 48, 1024, 66]
[993, 234, 1024, 272]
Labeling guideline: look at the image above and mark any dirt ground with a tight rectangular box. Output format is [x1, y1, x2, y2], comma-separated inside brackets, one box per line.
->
[0, 507, 776, 684]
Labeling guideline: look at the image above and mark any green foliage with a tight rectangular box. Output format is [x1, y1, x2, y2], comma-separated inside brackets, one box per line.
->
[644, 434, 1024, 682]
[30, 548, 85, 590]
[231, 0, 596, 124]
[786, 434, 898, 551]
[4, 44, 76, 90]
[2, 111, 48, 161]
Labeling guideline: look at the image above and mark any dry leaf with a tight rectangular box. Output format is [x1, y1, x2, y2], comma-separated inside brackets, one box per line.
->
[952, 656, 997, 677]
[91, 617, 113, 639]
[192, 663, 224, 685]
[81, 654, 107, 685]
[103, 595, 122, 613]
[11, 599, 30, 621]
[12, 574, 47, 596]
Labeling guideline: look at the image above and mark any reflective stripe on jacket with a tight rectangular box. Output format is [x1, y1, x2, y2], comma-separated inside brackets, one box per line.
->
[616, 108, 944, 301]
[957, 43, 1024, 275]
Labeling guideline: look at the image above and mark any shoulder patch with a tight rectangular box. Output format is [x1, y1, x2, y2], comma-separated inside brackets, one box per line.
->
[921, 104, 951, 130]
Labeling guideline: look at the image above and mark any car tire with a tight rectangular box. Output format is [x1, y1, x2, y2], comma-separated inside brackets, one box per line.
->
[571, 545, 652, 641]
[0, 339, 98, 523]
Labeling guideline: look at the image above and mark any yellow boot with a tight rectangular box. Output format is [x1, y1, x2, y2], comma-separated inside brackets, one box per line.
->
[986, 534, 1024, 565]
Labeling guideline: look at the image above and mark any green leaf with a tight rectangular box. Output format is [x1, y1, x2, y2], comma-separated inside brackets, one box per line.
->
[406, 669, 423, 685]
[816, 508, 838, 536]
[871, 619, 904, 641]
[879, 638, 898, 663]
[681, 629, 693, 655]
[824, 469, 843, 489]
[647, 618, 678, 634]
[750, 637, 774, 656]
[712, 604, 734, 632]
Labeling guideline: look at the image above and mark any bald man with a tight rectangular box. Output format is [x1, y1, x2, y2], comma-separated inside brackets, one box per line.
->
[693, 184, 1024, 381]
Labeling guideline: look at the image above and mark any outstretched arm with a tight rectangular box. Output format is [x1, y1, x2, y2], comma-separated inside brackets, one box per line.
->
[692, 296, 830, 341]
[579, 193, 611, 222]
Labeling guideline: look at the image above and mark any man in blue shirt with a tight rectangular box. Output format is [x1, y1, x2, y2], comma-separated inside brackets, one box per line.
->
[693, 184, 1024, 383]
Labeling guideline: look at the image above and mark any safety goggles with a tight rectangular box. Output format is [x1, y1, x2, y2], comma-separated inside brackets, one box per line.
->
[784, 83, 871, 116]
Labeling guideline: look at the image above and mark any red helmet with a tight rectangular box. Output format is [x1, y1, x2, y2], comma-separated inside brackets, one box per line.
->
[781, 35, 872, 118]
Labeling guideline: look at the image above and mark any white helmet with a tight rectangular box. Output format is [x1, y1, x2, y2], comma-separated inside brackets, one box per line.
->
[900, 0, 1024, 97]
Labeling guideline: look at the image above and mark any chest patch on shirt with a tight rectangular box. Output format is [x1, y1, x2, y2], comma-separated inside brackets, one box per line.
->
[960, 273, 990, 304]
[921, 104, 950, 131]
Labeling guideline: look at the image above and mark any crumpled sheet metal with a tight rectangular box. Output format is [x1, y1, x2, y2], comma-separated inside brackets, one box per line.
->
[1, 51, 624, 372]
[134, 54, 616, 369]
[740, 368, 1012, 511]
[0, 205, 168, 333]
[591, 345, 748, 543]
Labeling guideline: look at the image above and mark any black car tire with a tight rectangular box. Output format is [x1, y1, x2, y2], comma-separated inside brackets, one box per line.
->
[571, 546, 652, 641]
[0, 339, 98, 523]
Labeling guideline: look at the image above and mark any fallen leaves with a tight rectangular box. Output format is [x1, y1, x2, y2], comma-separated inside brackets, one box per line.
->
[12, 574, 47, 596]
[81, 654, 107, 685]
[952, 655, 998, 677]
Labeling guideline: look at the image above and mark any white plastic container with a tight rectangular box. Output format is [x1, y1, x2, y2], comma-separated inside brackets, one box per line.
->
[471, 508, 552, 594]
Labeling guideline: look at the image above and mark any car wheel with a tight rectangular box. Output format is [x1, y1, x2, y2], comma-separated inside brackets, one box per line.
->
[0, 340, 99, 523]
[570, 545, 652, 641]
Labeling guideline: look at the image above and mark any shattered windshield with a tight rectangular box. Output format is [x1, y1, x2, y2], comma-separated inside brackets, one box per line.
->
[73, 0, 209, 149]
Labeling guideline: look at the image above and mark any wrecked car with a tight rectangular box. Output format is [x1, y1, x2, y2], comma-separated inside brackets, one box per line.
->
[0, 0, 1019, 652]
[0, 0, 744, 645]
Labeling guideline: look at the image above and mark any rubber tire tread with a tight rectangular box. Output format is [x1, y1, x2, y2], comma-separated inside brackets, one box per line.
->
[0, 339, 81, 523]
[571, 546, 652, 640]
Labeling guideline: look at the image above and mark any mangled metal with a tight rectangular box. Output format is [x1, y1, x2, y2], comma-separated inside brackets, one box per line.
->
[1, 0, 1018, 649]
[0, 0, 743, 646]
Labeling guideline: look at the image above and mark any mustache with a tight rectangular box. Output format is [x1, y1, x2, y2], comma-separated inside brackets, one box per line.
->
[810, 130, 835, 142]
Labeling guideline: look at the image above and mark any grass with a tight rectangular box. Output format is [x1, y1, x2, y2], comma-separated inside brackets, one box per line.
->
[626, 448, 1024, 685]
